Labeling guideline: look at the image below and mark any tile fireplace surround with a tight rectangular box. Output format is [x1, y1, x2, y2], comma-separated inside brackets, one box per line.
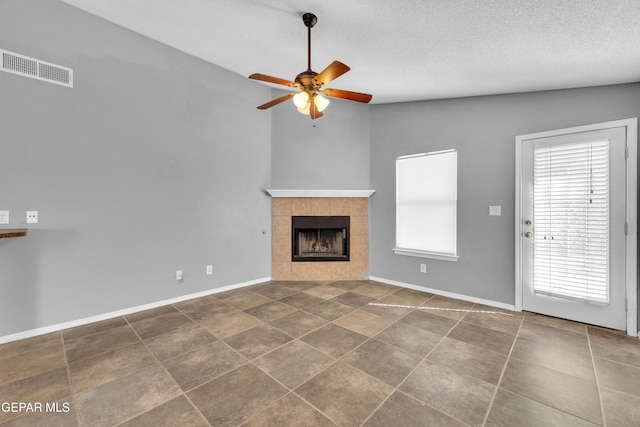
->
[268, 190, 374, 281]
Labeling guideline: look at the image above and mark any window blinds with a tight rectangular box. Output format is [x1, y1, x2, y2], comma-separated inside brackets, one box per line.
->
[533, 140, 610, 304]
[396, 150, 457, 256]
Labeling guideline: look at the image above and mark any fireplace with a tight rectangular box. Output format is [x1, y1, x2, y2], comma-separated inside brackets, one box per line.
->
[292, 216, 350, 262]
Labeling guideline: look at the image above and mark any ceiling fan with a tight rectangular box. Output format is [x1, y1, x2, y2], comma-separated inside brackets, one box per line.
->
[249, 12, 373, 120]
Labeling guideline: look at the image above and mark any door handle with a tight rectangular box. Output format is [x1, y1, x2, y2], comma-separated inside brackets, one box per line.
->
[524, 232, 533, 238]
[524, 220, 532, 226]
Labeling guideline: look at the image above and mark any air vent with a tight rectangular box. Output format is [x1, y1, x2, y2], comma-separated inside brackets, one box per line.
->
[1, 49, 73, 88]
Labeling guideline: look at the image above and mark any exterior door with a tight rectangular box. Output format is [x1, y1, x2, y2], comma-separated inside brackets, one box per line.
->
[517, 123, 631, 330]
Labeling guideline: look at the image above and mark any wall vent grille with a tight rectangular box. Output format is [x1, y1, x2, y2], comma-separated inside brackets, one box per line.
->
[1, 49, 73, 88]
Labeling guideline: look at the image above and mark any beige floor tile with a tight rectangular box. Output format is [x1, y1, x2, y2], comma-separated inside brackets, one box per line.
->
[524, 312, 588, 334]
[364, 391, 466, 427]
[518, 321, 591, 355]
[511, 336, 595, 381]
[399, 360, 495, 426]
[588, 327, 640, 368]
[200, 310, 263, 340]
[254, 340, 335, 389]
[600, 386, 640, 427]
[277, 292, 324, 309]
[62, 317, 127, 341]
[594, 357, 640, 397]
[64, 324, 140, 363]
[398, 310, 458, 336]
[0, 344, 66, 386]
[295, 362, 392, 427]
[75, 364, 181, 427]
[187, 363, 287, 426]
[485, 388, 598, 427]
[427, 337, 508, 385]
[462, 308, 523, 335]
[330, 291, 376, 308]
[500, 357, 601, 425]
[343, 339, 421, 387]
[69, 343, 156, 393]
[117, 395, 209, 427]
[374, 321, 443, 357]
[300, 324, 368, 358]
[162, 341, 245, 391]
[334, 309, 394, 337]
[269, 310, 328, 338]
[223, 324, 293, 359]
[447, 321, 516, 355]
[0, 332, 62, 360]
[243, 301, 296, 322]
[303, 299, 355, 321]
[128, 311, 194, 340]
[223, 291, 273, 310]
[242, 393, 335, 427]
[303, 285, 348, 299]
[144, 322, 217, 361]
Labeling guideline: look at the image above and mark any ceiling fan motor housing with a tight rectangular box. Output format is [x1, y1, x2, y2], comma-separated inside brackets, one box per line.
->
[295, 70, 319, 91]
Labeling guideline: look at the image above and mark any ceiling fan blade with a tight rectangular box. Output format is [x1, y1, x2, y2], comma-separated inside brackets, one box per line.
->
[322, 88, 373, 104]
[257, 93, 295, 110]
[314, 61, 350, 86]
[249, 73, 300, 88]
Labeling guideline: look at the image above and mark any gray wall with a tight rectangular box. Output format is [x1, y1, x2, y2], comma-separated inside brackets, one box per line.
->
[369, 84, 640, 308]
[270, 89, 371, 190]
[0, 0, 273, 337]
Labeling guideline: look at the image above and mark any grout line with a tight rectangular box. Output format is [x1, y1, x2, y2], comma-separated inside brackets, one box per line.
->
[586, 329, 608, 427]
[59, 330, 83, 427]
[480, 309, 526, 426]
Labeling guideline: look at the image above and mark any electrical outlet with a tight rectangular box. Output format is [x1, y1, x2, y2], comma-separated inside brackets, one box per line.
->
[0, 211, 8, 224]
[206, 265, 213, 275]
[176, 270, 183, 281]
[26, 211, 38, 224]
[420, 264, 427, 273]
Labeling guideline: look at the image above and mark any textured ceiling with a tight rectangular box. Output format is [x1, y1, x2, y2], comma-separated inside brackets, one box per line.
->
[60, 0, 640, 104]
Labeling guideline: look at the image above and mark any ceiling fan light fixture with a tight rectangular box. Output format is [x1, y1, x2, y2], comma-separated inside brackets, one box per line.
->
[314, 93, 330, 112]
[293, 91, 310, 108]
[297, 103, 311, 115]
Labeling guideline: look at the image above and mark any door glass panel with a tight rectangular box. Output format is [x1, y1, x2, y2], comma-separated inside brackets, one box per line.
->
[532, 140, 609, 304]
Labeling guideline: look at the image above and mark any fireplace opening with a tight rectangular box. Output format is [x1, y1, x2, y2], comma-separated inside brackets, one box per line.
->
[292, 216, 350, 262]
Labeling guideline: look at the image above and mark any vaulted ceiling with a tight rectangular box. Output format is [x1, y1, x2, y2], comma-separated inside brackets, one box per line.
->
[61, 0, 640, 104]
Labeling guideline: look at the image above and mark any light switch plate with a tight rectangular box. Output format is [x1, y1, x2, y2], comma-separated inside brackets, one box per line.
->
[26, 211, 38, 223]
[0, 211, 8, 224]
[489, 206, 501, 216]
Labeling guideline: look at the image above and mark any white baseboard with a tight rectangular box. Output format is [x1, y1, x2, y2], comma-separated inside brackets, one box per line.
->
[368, 275, 517, 312]
[0, 277, 271, 345]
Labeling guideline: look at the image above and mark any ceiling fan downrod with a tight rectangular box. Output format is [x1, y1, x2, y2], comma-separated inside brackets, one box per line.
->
[302, 13, 317, 72]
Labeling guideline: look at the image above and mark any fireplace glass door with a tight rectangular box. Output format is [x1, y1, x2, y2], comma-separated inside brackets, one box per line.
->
[292, 216, 350, 262]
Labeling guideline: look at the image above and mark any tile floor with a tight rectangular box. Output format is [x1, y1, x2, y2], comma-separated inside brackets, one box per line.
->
[1, 280, 640, 426]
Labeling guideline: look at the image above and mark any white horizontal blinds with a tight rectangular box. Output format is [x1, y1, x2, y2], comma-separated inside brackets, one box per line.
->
[396, 150, 457, 255]
[533, 140, 610, 304]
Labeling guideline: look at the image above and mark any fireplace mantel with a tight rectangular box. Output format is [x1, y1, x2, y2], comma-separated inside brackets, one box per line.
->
[266, 189, 375, 198]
